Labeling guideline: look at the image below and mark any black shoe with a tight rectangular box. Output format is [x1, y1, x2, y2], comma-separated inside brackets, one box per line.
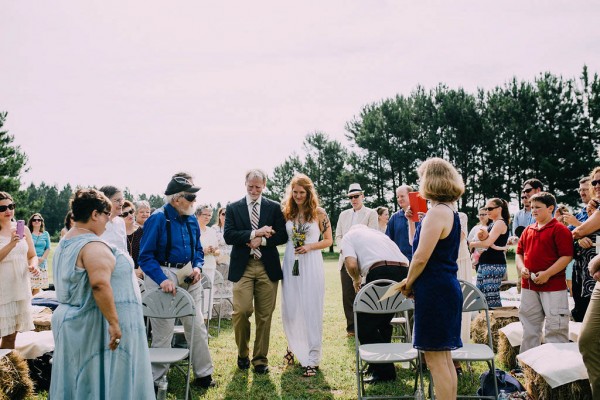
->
[363, 375, 395, 384]
[253, 364, 269, 374]
[193, 375, 216, 389]
[237, 356, 250, 370]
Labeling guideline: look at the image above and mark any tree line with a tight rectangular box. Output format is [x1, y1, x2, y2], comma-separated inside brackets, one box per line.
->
[3, 66, 600, 239]
[265, 66, 600, 231]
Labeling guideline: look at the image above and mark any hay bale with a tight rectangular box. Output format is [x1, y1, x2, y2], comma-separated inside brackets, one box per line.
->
[497, 331, 520, 370]
[470, 307, 520, 352]
[33, 307, 52, 332]
[522, 363, 592, 400]
[0, 350, 33, 400]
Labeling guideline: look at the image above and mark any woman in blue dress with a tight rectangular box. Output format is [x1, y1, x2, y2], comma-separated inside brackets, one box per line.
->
[50, 188, 154, 399]
[399, 158, 465, 400]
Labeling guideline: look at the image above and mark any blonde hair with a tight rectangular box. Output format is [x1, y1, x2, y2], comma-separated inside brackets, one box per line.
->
[282, 174, 320, 222]
[590, 166, 600, 180]
[417, 158, 465, 202]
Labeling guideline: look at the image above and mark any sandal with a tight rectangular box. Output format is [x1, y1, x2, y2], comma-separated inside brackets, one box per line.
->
[283, 349, 295, 366]
[302, 366, 318, 377]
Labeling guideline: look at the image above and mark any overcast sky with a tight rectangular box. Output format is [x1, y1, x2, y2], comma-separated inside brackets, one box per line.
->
[2, 1, 599, 205]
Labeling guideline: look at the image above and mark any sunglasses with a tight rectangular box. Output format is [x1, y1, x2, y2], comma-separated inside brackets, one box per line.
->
[591, 180, 600, 187]
[348, 194, 361, 200]
[181, 193, 197, 202]
[120, 210, 134, 218]
[485, 206, 500, 211]
[0, 204, 16, 212]
[99, 210, 111, 217]
[522, 187, 534, 194]
[520, 196, 527, 200]
[220, 212, 226, 216]
[32, 218, 43, 222]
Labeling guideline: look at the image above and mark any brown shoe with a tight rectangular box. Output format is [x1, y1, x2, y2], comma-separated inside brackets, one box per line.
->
[347, 331, 355, 337]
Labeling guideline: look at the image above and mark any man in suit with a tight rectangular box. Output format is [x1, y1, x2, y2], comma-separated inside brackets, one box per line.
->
[224, 169, 288, 374]
[335, 183, 378, 336]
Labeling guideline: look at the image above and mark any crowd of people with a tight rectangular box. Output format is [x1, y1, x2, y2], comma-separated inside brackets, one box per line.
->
[0, 161, 599, 399]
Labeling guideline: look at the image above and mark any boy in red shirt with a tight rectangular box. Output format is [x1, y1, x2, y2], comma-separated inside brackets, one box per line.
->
[516, 192, 574, 353]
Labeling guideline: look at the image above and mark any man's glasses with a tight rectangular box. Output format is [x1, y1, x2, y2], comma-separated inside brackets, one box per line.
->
[591, 180, 600, 187]
[348, 194, 361, 200]
[478, 214, 487, 217]
[522, 187, 534, 194]
[485, 206, 500, 212]
[0, 204, 15, 212]
[181, 193, 197, 202]
[32, 218, 43, 222]
[120, 210, 134, 218]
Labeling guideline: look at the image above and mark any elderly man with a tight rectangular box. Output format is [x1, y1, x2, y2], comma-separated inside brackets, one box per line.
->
[138, 172, 215, 389]
[224, 169, 288, 374]
[385, 185, 415, 261]
[335, 183, 378, 336]
[342, 224, 409, 383]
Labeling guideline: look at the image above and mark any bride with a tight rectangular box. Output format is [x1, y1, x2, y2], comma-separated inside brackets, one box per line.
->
[281, 174, 333, 377]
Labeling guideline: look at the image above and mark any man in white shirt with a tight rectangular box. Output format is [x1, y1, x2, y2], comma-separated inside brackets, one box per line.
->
[342, 224, 409, 383]
[335, 183, 378, 336]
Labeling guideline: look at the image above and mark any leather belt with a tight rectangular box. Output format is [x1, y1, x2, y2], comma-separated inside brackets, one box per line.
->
[160, 261, 188, 269]
[368, 260, 408, 272]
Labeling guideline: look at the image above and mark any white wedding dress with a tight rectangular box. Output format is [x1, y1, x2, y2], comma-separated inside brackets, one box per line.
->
[281, 220, 325, 367]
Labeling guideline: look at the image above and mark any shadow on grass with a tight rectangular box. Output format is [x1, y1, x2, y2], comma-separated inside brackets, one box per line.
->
[223, 367, 279, 400]
[280, 365, 335, 399]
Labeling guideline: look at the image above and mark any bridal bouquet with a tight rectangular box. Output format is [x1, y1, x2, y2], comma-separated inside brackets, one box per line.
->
[292, 222, 310, 276]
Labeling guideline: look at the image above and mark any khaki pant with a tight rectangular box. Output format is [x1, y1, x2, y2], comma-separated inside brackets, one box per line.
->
[519, 288, 569, 354]
[579, 282, 600, 398]
[232, 258, 278, 366]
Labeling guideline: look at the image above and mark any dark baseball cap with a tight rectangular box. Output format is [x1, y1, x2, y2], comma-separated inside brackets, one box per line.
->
[164, 176, 201, 195]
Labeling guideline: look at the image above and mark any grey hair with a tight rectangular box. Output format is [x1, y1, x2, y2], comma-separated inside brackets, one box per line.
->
[580, 176, 592, 184]
[194, 204, 212, 217]
[245, 169, 267, 184]
[396, 185, 413, 195]
[135, 200, 151, 210]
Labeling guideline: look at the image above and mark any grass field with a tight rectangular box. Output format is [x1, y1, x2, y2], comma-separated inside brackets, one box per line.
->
[29, 246, 519, 399]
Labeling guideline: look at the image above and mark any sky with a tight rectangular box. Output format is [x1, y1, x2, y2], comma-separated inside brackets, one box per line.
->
[2, 1, 600, 206]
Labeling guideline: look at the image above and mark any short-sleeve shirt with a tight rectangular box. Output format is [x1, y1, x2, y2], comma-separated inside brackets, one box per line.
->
[342, 224, 409, 277]
[517, 218, 574, 291]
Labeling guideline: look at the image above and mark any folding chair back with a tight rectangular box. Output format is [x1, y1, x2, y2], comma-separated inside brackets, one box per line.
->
[354, 279, 414, 315]
[142, 288, 196, 400]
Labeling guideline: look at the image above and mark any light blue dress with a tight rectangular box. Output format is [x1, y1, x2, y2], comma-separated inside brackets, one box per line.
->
[50, 234, 154, 399]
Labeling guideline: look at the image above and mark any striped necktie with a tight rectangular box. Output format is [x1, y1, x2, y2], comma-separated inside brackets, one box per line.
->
[251, 201, 262, 259]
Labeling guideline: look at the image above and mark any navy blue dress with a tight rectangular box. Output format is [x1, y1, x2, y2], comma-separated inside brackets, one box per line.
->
[412, 209, 463, 351]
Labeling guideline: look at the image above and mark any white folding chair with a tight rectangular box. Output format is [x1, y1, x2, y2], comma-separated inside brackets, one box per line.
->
[143, 288, 196, 400]
[390, 310, 412, 342]
[200, 274, 213, 335]
[353, 279, 424, 400]
[212, 270, 233, 337]
[451, 279, 498, 399]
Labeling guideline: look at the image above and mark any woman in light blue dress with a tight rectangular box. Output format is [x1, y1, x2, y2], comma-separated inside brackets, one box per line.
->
[50, 188, 154, 399]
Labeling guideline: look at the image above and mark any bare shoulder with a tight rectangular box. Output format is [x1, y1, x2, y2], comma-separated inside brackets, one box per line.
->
[317, 207, 327, 217]
[81, 241, 115, 267]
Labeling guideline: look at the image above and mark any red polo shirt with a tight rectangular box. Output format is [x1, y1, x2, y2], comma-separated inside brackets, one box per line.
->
[517, 218, 574, 291]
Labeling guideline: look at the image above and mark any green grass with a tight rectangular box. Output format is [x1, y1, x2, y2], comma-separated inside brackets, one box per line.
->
[30, 245, 519, 399]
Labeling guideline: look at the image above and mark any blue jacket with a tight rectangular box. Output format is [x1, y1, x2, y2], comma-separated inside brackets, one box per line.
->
[385, 209, 413, 261]
[138, 203, 204, 285]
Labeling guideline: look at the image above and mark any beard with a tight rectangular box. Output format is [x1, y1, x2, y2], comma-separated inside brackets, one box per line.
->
[181, 203, 196, 216]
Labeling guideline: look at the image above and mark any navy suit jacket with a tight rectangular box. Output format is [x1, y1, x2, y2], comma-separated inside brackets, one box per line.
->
[224, 196, 288, 282]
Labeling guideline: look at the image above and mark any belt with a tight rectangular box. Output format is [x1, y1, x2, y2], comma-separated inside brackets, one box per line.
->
[160, 261, 188, 269]
[368, 260, 408, 272]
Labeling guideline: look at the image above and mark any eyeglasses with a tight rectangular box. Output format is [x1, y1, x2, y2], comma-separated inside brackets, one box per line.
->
[478, 214, 487, 217]
[520, 196, 527, 200]
[181, 193, 196, 202]
[522, 187, 534, 194]
[591, 180, 600, 187]
[200, 213, 212, 218]
[32, 218, 43, 222]
[485, 206, 500, 212]
[348, 194, 361, 200]
[220, 212, 226, 216]
[0, 204, 15, 212]
[100, 210, 111, 217]
[120, 210, 134, 218]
